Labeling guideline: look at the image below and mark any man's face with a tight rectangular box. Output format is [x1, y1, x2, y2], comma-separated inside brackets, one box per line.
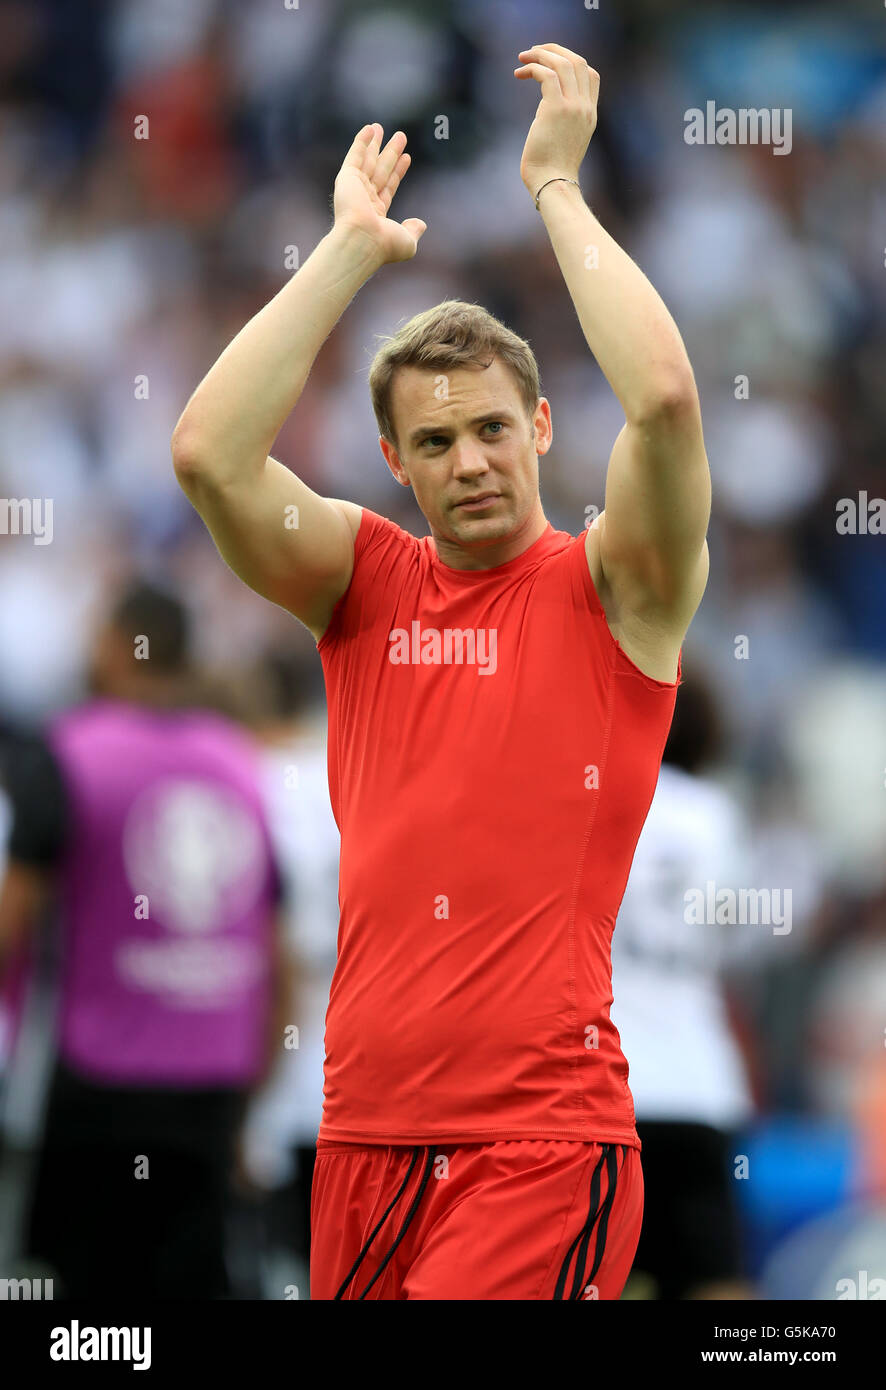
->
[379, 358, 552, 551]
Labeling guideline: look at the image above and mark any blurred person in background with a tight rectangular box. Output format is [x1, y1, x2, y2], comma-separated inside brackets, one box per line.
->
[0, 582, 292, 1299]
[0, 720, 66, 1163]
[611, 667, 757, 1300]
[220, 649, 340, 1298]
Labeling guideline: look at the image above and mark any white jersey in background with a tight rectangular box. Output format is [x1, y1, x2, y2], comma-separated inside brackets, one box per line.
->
[610, 762, 755, 1131]
[241, 723, 341, 1188]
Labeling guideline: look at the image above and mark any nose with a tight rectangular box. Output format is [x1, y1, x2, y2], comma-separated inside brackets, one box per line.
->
[450, 447, 491, 480]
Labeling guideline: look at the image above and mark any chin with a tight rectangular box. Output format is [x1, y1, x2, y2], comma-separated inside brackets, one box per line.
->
[450, 508, 510, 537]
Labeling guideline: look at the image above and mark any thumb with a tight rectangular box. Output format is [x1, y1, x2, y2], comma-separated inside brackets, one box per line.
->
[401, 218, 427, 244]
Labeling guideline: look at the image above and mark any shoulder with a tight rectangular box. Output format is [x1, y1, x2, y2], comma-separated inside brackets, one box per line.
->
[316, 507, 423, 648]
[327, 498, 364, 543]
[329, 502, 419, 560]
[47, 701, 114, 755]
[176, 709, 267, 772]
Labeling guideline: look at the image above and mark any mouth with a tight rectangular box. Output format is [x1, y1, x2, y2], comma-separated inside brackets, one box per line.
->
[455, 493, 501, 510]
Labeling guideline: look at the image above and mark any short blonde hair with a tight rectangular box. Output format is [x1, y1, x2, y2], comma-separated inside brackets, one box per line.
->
[368, 299, 541, 450]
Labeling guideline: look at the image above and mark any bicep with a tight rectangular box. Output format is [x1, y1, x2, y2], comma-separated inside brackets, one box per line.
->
[178, 454, 360, 632]
[598, 396, 711, 627]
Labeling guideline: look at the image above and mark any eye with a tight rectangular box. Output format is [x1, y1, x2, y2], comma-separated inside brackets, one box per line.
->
[419, 422, 505, 448]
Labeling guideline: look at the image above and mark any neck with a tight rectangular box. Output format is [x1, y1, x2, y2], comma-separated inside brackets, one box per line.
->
[432, 503, 548, 571]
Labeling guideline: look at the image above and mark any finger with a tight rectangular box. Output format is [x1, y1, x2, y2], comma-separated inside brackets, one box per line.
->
[341, 124, 375, 172]
[536, 46, 580, 100]
[514, 61, 562, 102]
[549, 47, 597, 103]
[536, 42, 595, 102]
[530, 42, 579, 58]
[517, 45, 577, 100]
[400, 218, 427, 244]
[372, 130, 408, 193]
[378, 151, 411, 211]
[363, 123, 383, 178]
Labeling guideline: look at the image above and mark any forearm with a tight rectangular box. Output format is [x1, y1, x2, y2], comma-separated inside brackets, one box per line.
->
[0, 863, 47, 978]
[537, 180, 695, 421]
[172, 224, 385, 480]
[249, 925, 300, 1092]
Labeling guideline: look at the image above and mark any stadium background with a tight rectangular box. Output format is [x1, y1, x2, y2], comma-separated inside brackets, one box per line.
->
[0, 0, 884, 1299]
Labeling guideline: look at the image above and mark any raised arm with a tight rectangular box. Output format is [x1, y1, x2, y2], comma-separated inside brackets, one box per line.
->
[516, 45, 710, 681]
[171, 124, 427, 641]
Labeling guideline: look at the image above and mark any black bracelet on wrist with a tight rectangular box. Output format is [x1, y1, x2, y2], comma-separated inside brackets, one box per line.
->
[533, 177, 581, 211]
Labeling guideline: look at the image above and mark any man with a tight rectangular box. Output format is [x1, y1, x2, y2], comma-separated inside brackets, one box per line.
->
[609, 669, 757, 1300]
[0, 583, 290, 1298]
[173, 43, 711, 1300]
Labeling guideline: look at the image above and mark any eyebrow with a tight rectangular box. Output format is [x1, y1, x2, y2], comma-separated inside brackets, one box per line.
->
[408, 411, 517, 445]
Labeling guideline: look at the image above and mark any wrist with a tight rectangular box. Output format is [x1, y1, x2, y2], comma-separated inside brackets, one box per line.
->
[523, 171, 582, 203]
[326, 220, 388, 273]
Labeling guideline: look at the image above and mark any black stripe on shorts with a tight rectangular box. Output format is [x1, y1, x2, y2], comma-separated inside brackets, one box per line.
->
[553, 1143, 622, 1300]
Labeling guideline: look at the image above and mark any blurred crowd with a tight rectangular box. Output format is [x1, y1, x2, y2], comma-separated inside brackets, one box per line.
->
[1, 0, 885, 1298]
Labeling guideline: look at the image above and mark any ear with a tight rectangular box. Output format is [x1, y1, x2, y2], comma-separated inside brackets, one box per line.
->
[379, 435, 411, 487]
[533, 398, 553, 455]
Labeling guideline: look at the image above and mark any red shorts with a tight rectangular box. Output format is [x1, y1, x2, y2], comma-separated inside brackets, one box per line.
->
[310, 1138, 643, 1300]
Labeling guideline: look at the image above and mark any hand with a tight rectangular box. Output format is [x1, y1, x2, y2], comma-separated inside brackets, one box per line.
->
[231, 1126, 264, 1200]
[333, 123, 427, 265]
[514, 44, 599, 197]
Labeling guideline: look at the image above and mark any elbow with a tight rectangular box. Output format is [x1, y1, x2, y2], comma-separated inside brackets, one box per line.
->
[170, 422, 208, 485]
[631, 372, 699, 427]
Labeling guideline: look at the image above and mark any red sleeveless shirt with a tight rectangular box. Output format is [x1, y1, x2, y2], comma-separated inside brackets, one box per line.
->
[317, 508, 681, 1147]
